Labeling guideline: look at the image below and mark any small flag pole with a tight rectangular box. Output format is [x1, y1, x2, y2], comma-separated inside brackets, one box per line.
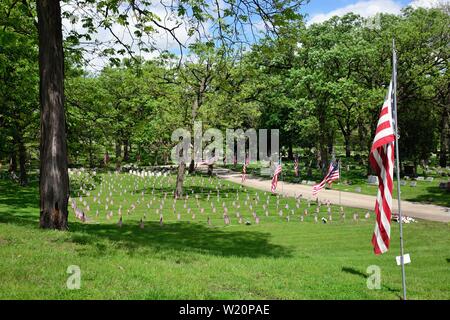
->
[392, 38, 407, 300]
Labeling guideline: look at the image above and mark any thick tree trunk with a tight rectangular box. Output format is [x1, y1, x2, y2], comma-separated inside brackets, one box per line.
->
[37, 0, 69, 230]
[175, 162, 186, 198]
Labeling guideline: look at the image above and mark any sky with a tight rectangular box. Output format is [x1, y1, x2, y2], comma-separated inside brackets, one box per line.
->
[67, 0, 446, 71]
[303, 0, 445, 24]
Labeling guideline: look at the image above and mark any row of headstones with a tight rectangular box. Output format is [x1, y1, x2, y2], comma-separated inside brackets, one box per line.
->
[368, 175, 439, 187]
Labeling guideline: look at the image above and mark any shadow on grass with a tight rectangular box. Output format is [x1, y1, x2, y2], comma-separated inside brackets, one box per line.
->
[70, 221, 293, 259]
[404, 186, 450, 207]
[1, 210, 293, 259]
[0, 179, 39, 210]
[0, 178, 292, 259]
[341, 266, 401, 299]
[446, 258, 450, 264]
[341, 267, 366, 278]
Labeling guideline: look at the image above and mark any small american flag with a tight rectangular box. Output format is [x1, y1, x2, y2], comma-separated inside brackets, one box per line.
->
[242, 156, 249, 182]
[312, 161, 340, 196]
[370, 80, 395, 255]
[271, 162, 282, 193]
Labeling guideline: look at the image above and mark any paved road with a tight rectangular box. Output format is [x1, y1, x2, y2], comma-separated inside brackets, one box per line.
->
[215, 169, 450, 223]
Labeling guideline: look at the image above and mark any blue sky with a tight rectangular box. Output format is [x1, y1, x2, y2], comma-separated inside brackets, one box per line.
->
[301, 0, 441, 24]
[303, 0, 412, 15]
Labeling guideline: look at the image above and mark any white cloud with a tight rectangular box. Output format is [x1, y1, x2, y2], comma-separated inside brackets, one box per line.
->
[410, 0, 448, 8]
[308, 0, 403, 25]
[61, 1, 198, 71]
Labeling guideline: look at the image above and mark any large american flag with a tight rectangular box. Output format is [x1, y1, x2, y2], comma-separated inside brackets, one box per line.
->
[271, 162, 282, 193]
[312, 161, 340, 196]
[370, 81, 395, 255]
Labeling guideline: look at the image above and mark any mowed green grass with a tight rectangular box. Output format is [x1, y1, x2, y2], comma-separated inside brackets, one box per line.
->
[0, 172, 449, 300]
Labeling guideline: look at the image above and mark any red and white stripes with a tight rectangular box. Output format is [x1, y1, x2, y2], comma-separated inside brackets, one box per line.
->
[370, 81, 395, 255]
[271, 164, 282, 193]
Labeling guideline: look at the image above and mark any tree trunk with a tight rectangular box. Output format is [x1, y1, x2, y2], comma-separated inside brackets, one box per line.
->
[439, 108, 449, 167]
[9, 148, 17, 173]
[115, 139, 121, 167]
[345, 135, 351, 158]
[88, 136, 94, 168]
[123, 139, 129, 162]
[207, 164, 213, 176]
[288, 142, 294, 160]
[188, 159, 195, 173]
[175, 161, 186, 198]
[37, 0, 69, 230]
[18, 134, 27, 186]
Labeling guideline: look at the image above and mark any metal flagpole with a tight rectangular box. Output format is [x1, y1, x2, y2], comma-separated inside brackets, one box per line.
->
[338, 160, 342, 206]
[280, 156, 283, 195]
[392, 39, 407, 300]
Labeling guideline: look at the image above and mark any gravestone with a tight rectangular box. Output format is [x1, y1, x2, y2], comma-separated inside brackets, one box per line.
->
[417, 176, 425, 181]
[400, 181, 407, 186]
[355, 187, 362, 193]
[410, 181, 417, 187]
[425, 177, 434, 182]
[367, 176, 379, 185]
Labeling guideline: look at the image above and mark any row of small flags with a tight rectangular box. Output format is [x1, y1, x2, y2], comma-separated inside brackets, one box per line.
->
[71, 172, 373, 228]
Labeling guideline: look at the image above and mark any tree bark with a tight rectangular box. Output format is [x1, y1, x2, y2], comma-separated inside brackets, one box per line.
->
[188, 159, 195, 173]
[344, 135, 351, 158]
[207, 164, 213, 176]
[175, 161, 186, 198]
[18, 133, 27, 186]
[115, 139, 121, 166]
[123, 139, 129, 162]
[8, 147, 17, 173]
[88, 136, 94, 168]
[288, 142, 294, 160]
[37, 0, 69, 230]
[439, 107, 449, 167]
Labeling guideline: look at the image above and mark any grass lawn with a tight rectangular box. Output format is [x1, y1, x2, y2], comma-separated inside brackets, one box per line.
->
[0, 172, 449, 299]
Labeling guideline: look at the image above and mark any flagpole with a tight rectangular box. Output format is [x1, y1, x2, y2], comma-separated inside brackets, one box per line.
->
[392, 39, 407, 301]
[280, 156, 283, 195]
[338, 160, 341, 206]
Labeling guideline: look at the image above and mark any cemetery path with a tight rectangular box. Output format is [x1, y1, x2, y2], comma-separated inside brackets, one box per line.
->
[216, 170, 450, 223]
